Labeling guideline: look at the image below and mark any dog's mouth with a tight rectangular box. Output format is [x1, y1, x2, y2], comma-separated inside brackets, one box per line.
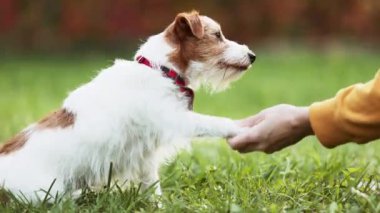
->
[217, 61, 250, 71]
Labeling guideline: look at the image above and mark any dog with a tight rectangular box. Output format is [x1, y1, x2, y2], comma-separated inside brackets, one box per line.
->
[0, 11, 255, 201]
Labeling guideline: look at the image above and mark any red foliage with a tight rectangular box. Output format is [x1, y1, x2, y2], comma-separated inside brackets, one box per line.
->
[1, 0, 379, 51]
[0, 0, 18, 33]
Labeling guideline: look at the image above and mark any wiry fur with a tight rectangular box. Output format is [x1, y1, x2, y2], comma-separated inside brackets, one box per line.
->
[0, 12, 255, 201]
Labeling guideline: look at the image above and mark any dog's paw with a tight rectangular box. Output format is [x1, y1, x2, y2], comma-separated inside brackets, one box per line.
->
[224, 120, 253, 138]
[222, 120, 245, 138]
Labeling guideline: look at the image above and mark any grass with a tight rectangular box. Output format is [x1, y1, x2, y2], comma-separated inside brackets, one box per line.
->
[0, 48, 380, 212]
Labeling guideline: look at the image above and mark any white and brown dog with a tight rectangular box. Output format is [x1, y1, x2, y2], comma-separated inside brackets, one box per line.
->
[0, 11, 255, 201]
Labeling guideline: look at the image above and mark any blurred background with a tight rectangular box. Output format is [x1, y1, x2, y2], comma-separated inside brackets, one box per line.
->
[1, 2, 380, 210]
[1, 0, 380, 53]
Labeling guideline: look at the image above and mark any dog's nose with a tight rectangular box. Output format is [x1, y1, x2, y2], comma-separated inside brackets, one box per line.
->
[248, 53, 256, 64]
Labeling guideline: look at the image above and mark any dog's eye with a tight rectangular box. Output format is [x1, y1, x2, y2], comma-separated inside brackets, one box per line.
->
[214, 31, 222, 40]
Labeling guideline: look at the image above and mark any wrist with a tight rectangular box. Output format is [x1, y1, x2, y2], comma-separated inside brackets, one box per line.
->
[298, 106, 314, 136]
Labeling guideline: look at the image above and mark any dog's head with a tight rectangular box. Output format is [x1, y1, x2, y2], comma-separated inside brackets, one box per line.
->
[136, 11, 255, 91]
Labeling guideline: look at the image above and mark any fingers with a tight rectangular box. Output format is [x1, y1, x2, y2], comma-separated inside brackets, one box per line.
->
[230, 139, 279, 154]
[228, 123, 280, 154]
[228, 115, 262, 151]
[228, 129, 259, 151]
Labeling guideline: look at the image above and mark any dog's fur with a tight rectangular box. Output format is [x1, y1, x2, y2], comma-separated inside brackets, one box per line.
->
[0, 11, 255, 201]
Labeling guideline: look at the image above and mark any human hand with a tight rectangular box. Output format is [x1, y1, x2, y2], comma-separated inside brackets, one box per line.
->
[228, 104, 314, 154]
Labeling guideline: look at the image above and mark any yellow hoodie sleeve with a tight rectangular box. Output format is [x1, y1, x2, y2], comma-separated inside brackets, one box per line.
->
[309, 70, 380, 148]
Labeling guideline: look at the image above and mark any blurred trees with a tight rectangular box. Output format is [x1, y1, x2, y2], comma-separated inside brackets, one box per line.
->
[0, 0, 379, 52]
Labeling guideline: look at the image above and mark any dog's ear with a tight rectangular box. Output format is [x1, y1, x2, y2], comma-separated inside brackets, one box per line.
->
[174, 11, 204, 39]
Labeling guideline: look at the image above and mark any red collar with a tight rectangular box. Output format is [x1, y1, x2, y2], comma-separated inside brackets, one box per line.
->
[135, 56, 194, 110]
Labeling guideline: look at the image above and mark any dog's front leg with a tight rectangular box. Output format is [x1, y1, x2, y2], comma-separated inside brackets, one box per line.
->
[140, 167, 161, 196]
[187, 112, 243, 138]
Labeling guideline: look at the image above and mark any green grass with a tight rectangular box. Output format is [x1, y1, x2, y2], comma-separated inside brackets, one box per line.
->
[0, 48, 379, 212]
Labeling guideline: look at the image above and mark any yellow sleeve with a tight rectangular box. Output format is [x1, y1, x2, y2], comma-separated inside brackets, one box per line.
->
[309, 70, 380, 148]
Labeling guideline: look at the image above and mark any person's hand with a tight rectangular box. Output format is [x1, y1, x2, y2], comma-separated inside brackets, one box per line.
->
[228, 104, 314, 154]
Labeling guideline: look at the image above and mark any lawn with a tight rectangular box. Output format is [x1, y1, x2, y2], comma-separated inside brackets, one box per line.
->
[0, 48, 379, 212]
